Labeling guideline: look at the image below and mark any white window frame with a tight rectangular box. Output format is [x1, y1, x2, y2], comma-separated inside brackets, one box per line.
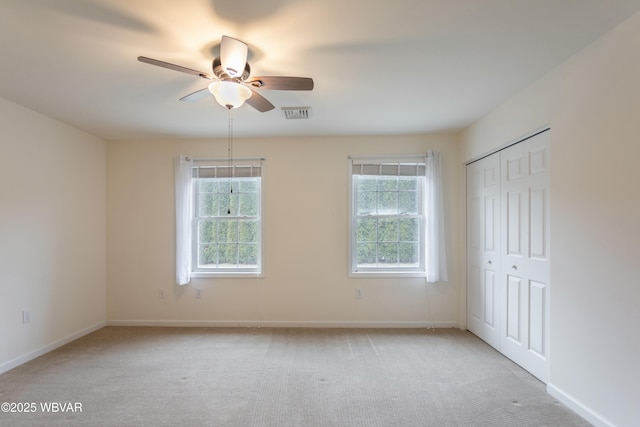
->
[349, 155, 427, 277]
[190, 158, 264, 278]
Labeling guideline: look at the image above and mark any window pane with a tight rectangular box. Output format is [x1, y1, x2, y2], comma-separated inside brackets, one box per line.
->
[356, 176, 376, 192]
[357, 242, 377, 266]
[398, 218, 419, 241]
[357, 191, 376, 215]
[219, 180, 231, 194]
[212, 192, 222, 216]
[377, 191, 398, 214]
[376, 176, 397, 191]
[218, 219, 238, 243]
[238, 220, 257, 242]
[199, 192, 216, 216]
[199, 244, 217, 267]
[398, 243, 419, 266]
[218, 244, 237, 266]
[228, 193, 240, 216]
[238, 244, 257, 266]
[199, 220, 217, 243]
[398, 191, 418, 214]
[398, 177, 417, 191]
[378, 218, 398, 242]
[216, 192, 230, 215]
[200, 180, 218, 193]
[357, 217, 377, 242]
[377, 243, 398, 264]
[238, 179, 257, 192]
[238, 193, 257, 216]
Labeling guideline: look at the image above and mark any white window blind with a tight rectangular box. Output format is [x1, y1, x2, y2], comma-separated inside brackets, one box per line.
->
[351, 162, 426, 177]
[193, 158, 263, 178]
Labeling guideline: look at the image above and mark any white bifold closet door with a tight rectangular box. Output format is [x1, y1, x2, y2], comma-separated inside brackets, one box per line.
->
[466, 129, 550, 383]
[466, 153, 500, 349]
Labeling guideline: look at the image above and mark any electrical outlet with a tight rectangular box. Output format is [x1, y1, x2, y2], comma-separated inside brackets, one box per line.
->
[355, 289, 363, 299]
[158, 289, 164, 298]
[196, 289, 203, 299]
[22, 310, 31, 324]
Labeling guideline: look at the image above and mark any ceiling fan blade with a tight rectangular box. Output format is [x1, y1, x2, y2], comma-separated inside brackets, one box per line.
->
[179, 87, 211, 102]
[138, 56, 212, 80]
[246, 76, 314, 91]
[245, 89, 275, 112]
[220, 36, 248, 78]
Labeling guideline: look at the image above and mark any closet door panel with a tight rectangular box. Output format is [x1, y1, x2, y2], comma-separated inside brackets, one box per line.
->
[466, 154, 500, 349]
[506, 190, 524, 257]
[499, 130, 550, 383]
[484, 269, 496, 327]
[485, 195, 498, 252]
[528, 279, 546, 357]
[506, 274, 522, 342]
[469, 265, 482, 322]
[529, 188, 547, 260]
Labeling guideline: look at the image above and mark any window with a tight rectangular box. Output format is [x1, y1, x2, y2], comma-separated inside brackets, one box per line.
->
[192, 159, 262, 275]
[350, 157, 426, 274]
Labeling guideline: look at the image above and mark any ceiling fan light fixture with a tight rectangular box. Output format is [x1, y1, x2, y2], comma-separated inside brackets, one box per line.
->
[208, 81, 252, 109]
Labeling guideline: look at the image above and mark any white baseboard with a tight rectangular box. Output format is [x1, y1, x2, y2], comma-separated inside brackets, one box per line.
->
[0, 321, 106, 375]
[107, 319, 462, 329]
[547, 383, 614, 427]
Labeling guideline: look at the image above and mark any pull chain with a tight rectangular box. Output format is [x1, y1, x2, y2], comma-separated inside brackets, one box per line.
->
[227, 106, 233, 214]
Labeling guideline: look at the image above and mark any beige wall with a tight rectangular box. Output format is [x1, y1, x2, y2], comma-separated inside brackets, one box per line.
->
[107, 134, 462, 326]
[0, 97, 106, 372]
[7, 8, 639, 423]
[459, 11, 640, 427]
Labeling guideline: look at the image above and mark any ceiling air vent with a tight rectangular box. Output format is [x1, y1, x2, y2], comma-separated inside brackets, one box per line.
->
[281, 107, 311, 119]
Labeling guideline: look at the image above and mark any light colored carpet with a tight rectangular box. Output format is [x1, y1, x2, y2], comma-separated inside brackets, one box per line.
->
[0, 327, 589, 426]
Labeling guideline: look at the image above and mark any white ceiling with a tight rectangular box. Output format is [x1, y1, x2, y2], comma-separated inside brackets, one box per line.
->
[1, 0, 639, 140]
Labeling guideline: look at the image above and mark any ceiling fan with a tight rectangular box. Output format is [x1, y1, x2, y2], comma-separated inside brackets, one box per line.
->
[138, 35, 314, 112]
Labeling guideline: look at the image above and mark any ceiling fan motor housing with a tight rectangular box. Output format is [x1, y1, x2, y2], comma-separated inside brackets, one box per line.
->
[212, 57, 251, 82]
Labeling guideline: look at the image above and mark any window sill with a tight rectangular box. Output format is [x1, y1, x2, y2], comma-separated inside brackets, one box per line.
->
[191, 272, 264, 279]
[349, 270, 426, 279]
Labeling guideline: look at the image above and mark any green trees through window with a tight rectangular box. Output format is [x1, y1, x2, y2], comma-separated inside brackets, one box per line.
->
[195, 177, 260, 270]
[353, 174, 424, 271]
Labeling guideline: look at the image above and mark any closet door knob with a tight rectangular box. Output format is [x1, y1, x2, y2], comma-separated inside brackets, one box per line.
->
[512, 265, 518, 270]
[488, 260, 492, 265]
